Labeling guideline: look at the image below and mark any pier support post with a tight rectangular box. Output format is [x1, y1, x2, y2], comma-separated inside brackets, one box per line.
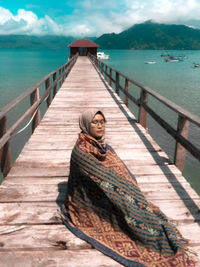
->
[45, 78, 51, 107]
[138, 89, 148, 129]
[125, 78, 129, 107]
[30, 88, 41, 133]
[62, 67, 65, 84]
[53, 72, 57, 98]
[174, 115, 189, 173]
[116, 72, 119, 95]
[105, 66, 108, 82]
[109, 69, 112, 87]
[59, 69, 62, 89]
[101, 63, 104, 75]
[0, 116, 12, 177]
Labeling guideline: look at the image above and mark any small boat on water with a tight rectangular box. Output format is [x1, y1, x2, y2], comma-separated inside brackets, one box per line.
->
[160, 52, 170, 57]
[193, 63, 200, 68]
[162, 57, 183, 62]
[160, 52, 185, 60]
[169, 56, 184, 61]
[97, 52, 109, 60]
[145, 61, 157, 64]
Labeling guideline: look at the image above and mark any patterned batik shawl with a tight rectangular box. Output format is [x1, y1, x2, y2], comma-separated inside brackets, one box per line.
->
[61, 133, 196, 267]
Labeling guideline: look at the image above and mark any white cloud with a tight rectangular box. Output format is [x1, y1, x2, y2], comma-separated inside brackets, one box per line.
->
[63, 13, 123, 37]
[0, 7, 46, 35]
[0, 7, 13, 24]
[43, 15, 63, 35]
[122, 0, 200, 25]
[1, 1, 200, 37]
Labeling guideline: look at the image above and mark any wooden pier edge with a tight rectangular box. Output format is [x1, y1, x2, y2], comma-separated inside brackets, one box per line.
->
[0, 56, 199, 266]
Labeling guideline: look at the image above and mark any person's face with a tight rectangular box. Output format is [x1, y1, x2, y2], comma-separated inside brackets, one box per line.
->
[90, 113, 105, 139]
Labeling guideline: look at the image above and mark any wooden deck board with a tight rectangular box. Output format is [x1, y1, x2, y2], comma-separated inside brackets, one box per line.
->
[0, 56, 199, 266]
[0, 224, 200, 251]
[0, 250, 122, 267]
[0, 199, 199, 225]
[0, 181, 199, 203]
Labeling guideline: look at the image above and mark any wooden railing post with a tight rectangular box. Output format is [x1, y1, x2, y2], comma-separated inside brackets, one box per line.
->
[105, 66, 108, 82]
[0, 116, 12, 177]
[53, 72, 57, 98]
[45, 77, 51, 107]
[66, 62, 71, 77]
[102, 63, 103, 74]
[109, 69, 112, 86]
[60, 67, 63, 84]
[174, 115, 189, 173]
[30, 88, 41, 133]
[125, 78, 129, 107]
[138, 89, 148, 129]
[59, 69, 62, 89]
[62, 66, 65, 83]
[116, 72, 119, 95]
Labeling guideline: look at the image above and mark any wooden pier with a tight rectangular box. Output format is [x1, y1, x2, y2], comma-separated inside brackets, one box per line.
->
[0, 56, 200, 266]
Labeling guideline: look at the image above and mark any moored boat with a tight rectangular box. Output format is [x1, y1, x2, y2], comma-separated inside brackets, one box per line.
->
[160, 52, 170, 57]
[97, 52, 109, 60]
[193, 63, 200, 68]
[145, 61, 157, 64]
[162, 57, 183, 62]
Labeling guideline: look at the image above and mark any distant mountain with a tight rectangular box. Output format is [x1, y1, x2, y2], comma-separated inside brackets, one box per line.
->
[0, 35, 76, 49]
[1, 21, 200, 50]
[95, 21, 200, 49]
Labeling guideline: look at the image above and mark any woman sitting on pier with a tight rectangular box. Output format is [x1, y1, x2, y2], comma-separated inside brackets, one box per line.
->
[61, 109, 196, 267]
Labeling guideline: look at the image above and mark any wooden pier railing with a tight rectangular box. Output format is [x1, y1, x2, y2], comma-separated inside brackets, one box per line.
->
[88, 53, 200, 174]
[0, 54, 78, 177]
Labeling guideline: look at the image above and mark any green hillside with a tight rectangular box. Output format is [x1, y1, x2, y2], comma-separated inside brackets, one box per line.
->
[1, 21, 200, 50]
[0, 35, 75, 49]
[95, 21, 200, 49]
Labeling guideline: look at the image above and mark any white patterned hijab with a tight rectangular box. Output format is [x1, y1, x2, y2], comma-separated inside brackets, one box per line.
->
[79, 109, 106, 146]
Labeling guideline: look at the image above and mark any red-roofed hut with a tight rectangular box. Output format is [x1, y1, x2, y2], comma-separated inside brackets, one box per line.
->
[68, 39, 99, 58]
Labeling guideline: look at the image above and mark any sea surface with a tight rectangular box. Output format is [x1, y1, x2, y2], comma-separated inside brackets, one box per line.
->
[0, 48, 199, 195]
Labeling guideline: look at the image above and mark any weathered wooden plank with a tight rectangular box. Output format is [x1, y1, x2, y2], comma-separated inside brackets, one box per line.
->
[0, 250, 122, 267]
[0, 199, 199, 225]
[0, 182, 199, 203]
[7, 165, 68, 177]
[18, 148, 168, 159]
[27, 133, 157, 143]
[0, 225, 91, 251]
[0, 202, 62, 225]
[126, 164, 182, 175]
[14, 157, 169, 166]
[2, 176, 67, 185]
[51, 102, 119, 108]
[2, 173, 185, 186]
[14, 150, 170, 167]
[23, 141, 161, 152]
[24, 135, 162, 152]
[7, 164, 182, 177]
[0, 224, 199, 253]
[51, 98, 116, 103]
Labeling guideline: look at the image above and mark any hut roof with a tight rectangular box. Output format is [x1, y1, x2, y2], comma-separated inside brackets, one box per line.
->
[68, 39, 99, 48]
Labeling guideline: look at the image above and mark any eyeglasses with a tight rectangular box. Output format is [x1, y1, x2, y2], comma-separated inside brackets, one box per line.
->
[91, 120, 105, 126]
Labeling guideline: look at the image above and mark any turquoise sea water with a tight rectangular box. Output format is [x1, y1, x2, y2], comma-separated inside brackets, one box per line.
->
[0, 48, 199, 195]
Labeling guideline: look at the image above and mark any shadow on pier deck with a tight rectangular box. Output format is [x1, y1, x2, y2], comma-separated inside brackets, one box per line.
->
[0, 56, 199, 266]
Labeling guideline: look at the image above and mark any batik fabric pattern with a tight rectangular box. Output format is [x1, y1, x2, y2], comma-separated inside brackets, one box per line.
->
[61, 133, 196, 267]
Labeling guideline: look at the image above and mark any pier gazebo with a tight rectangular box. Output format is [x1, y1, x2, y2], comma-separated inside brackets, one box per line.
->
[68, 39, 99, 58]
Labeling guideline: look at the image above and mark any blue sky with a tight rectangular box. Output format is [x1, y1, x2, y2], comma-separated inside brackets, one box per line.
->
[1, 0, 200, 37]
